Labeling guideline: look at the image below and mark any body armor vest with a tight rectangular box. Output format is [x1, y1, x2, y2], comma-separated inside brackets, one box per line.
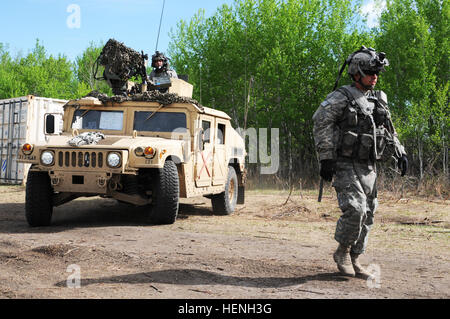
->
[336, 86, 395, 162]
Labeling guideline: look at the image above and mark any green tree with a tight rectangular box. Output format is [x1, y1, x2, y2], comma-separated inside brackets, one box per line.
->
[74, 41, 112, 95]
[169, 0, 369, 183]
[0, 39, 81, 99]
[0, 43, 25, 98]
[375, 0, 449, 180]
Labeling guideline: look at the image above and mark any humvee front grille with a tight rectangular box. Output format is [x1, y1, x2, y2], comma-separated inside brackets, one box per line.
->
[56, 150, 105, 169]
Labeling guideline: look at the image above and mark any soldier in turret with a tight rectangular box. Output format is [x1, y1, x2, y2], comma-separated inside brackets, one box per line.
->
[312, 46, 408, 278]
[149, 51, 178, 81]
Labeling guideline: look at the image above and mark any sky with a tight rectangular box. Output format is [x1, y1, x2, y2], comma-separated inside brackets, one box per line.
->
[1, 0, 381, 62]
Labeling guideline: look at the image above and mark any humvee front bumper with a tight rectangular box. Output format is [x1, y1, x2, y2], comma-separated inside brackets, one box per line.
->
[48, 170, 110, 194]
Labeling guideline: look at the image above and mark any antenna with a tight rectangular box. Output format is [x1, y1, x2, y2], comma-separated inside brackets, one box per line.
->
[155, 0, 166, 51]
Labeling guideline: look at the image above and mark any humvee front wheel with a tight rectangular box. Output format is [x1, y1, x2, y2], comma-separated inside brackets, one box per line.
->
[211, 166, 238, 215]
[25, 172, 53, 227]
[150, 160, 180, 224]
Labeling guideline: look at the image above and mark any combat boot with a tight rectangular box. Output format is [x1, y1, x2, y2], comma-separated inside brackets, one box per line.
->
[333, 244, 355, 277]
[350, 252, 373, 279]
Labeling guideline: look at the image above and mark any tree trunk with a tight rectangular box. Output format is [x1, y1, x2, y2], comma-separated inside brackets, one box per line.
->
[418, 138, 424, 181]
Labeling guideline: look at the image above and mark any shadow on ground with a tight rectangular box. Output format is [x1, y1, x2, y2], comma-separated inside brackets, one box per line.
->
[0, 197, 215, 234]
[55, 268, 348, 289]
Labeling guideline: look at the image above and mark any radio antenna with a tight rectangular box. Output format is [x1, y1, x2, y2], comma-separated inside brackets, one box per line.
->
[155, 0, 166, 51]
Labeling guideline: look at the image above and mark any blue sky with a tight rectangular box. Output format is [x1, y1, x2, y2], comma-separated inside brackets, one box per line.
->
[1, 0, 235, 61]
[1, 0, 379, 62]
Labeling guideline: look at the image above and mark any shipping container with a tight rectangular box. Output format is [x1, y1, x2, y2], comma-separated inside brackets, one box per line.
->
[0, 96, 67, 185]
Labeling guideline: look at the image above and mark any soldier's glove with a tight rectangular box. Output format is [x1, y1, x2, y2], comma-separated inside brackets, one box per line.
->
[320, 159, 336, 182]
[397, 154, 408, 176]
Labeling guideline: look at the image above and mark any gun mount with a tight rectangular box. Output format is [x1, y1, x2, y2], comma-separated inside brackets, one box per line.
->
[95, 38, 191, 97]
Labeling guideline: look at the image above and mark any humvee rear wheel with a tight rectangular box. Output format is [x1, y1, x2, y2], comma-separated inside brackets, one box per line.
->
[211, 166, 238, 215]
[25, 171, 53, 227]
[150, 160, 180, 224]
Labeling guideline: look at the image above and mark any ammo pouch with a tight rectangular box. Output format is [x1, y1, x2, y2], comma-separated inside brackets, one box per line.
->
[374, 105, 388, 126]
[339, 131, 358, 157]
[345, 106, 358, 126]
[358, 133, 374, 160]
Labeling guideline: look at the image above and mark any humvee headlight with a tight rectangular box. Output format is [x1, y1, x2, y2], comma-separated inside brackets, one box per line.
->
[41, 151, 54, 166]
[134, 147, 144, 156]
[107, 152, 121, 168]
[22, 143, 33, 155]
[144, 146, 156, 158]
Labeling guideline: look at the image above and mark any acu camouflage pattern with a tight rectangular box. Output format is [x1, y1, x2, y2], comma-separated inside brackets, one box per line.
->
[313, 84, 405, 254]
[312, 84, 405, 162]
[332, 161, 378, 254]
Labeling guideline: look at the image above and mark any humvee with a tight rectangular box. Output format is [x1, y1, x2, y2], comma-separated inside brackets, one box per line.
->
[18, 78, 246, 226]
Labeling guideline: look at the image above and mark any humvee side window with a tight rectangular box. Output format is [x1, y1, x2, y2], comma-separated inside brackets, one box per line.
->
[217, 123, 225, 144]
[202, 120, 211, 143]
[72, 110, 124, 131]
[134, 112, 187, 132]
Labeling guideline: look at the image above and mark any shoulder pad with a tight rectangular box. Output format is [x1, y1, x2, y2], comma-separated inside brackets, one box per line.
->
[376, 90, 388, 107]
[325, 89, 348, 106]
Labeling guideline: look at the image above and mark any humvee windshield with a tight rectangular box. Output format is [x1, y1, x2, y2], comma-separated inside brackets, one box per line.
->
[133, 111, 187, 133]
[72, 110, 124, 131]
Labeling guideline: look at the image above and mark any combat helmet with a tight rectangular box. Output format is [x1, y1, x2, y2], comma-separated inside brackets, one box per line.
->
[151, 51, 170, 70]
[347, 46, 389, 78]
[333, 46, 389, 91]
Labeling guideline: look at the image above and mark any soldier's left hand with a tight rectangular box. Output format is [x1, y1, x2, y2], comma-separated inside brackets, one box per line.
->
[398, 155, 408, 176]
[320, 159, 336, 182]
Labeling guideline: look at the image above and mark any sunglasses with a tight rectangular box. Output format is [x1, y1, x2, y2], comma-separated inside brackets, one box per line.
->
[363, 70, 379, 76]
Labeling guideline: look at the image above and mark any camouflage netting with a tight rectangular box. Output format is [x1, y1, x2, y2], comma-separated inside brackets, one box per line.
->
[84, 90, 205, 110]
[99, 39, 146, 81]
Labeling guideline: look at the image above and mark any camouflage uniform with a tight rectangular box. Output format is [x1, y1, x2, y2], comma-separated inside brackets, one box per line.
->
[313, 84, 405, 255]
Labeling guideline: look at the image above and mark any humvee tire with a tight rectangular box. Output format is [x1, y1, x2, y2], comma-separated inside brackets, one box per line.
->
[150, 160, 180, 224]
[25, 171, 53, 227]
[211, 166, 238, 215]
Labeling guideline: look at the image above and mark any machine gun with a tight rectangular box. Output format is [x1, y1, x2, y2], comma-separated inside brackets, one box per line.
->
[94, 39, 149, 96]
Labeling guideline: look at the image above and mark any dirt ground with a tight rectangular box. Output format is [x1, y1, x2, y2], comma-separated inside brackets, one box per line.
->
[0, 184, 448, 299]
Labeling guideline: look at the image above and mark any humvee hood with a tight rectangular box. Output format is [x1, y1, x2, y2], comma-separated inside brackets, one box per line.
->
[40, 134, 185, 150]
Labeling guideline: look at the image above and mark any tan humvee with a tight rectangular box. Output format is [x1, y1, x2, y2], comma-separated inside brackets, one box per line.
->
[18, 79, 246, 226]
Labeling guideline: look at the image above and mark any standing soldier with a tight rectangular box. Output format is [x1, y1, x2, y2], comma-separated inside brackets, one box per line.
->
[312, 46, 408, 278]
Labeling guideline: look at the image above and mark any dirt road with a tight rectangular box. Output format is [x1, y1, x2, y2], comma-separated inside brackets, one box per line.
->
[0, 185, 448, 299]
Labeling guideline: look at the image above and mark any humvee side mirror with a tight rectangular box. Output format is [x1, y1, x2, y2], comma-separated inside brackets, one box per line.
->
[45, 114, 55, 134]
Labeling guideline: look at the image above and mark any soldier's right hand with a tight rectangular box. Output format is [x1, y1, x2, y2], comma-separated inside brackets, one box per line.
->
[320, 159, 336, 182]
